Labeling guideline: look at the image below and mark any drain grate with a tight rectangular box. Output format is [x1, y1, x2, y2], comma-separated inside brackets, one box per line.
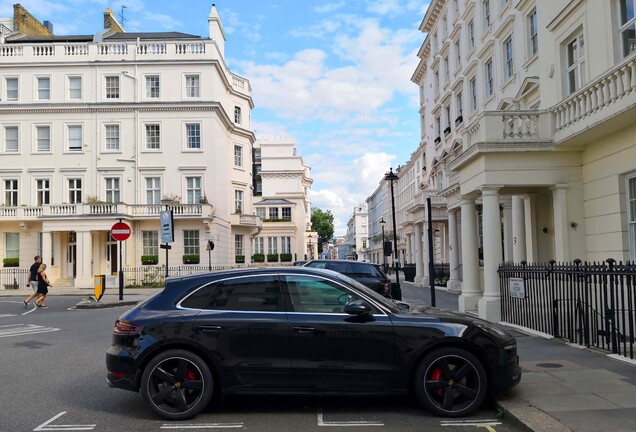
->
[535, 362, 563, 368]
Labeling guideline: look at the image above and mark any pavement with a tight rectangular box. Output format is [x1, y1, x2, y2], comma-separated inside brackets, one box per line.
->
[3, 278, 636, 431]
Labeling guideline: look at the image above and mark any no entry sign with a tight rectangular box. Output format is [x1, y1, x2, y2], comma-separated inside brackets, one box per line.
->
[110, 222, 131, 241]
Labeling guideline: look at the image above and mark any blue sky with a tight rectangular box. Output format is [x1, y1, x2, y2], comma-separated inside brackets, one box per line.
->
[2, 0, 429, 235]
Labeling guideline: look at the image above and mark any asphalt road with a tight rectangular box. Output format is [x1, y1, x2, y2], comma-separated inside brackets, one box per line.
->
[0, 295, 527, 432]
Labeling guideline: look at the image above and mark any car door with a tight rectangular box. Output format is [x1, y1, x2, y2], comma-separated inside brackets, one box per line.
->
[179, 273, 291, 391]
[282, 273, 396, 392]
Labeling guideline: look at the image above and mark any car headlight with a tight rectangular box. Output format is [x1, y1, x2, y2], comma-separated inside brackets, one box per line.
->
[475, 322, 512, 339]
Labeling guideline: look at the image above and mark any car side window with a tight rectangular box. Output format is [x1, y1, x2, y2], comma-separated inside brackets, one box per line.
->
[347, 263, 377, 277]
[283, 275, 378, 314]
[180, 275, 283, 312]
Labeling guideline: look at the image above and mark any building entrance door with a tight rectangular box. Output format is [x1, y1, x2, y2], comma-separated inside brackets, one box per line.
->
[68, 231, 77, 279]
[108, 243, 118, 275]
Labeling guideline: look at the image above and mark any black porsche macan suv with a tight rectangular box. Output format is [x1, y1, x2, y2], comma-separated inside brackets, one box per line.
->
[106, 267, 520, 420]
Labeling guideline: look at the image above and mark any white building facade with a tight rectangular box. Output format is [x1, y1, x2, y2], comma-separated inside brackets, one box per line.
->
[408, 0, 636, 321]
[0, 6, 260, 287]
[343, 203, 368, 261]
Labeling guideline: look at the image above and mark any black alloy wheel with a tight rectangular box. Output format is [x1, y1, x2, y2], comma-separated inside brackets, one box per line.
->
[415, 347, 487, 417]
[140, 349, 214, 420]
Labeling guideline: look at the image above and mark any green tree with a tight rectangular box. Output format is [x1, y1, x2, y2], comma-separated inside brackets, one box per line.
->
[311, 208, 335, 252]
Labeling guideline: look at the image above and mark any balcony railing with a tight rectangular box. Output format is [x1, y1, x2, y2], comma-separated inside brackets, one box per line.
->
[0, 203, 209, 220]
[463, 110, 554, 149]
[231, 213, 263, 228]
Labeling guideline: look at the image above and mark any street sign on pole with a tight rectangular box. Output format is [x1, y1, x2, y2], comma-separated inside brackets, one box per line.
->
[110, 222, 131, 241]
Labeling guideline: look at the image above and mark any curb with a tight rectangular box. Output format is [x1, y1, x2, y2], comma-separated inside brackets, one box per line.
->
[74, 297, 140, 309]
[496, 397, 573, 432]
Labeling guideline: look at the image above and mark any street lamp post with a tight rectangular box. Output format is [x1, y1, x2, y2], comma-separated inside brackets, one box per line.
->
[308, 234, 313, 260]
[385, 167, 401, 300]
[380, 218, 386, 273]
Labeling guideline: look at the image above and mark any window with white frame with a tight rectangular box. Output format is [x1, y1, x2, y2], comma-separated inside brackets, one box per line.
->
[4, 232, 19, 259]
[185, 74, 200, 97]
[483, 0, 491, 30]
[456, 92, 463, 120]
[4, 126, 18, 153]
[528, 9, 538, 57]
[145, 124, 160, 150]
[620, 0, 636, 58]
[4, 179, 18, 206]
[282, 207, 291, 220]
[235, 190, 244, 213]
[268, 236, 278, 254]
[444, 105, 451, 131]
[186, 176, 202, 204]
[468, 20, 475, 49]
[105, 124, 120, 151]
[443, 56, 450, 83]
[142, 230, 159, 256]
[234, 145, 243, 167]
[504, 35, 514, 79]
[281, 236, 291, 254]
[105, 76, 119, 99]
[5, 77, 18, 101]
[36, 179, 50, 205]
[566, 33, 586, 95]
[105, 177, 120, 203]
[254, 237, 264, 254]
[68, 125, 82, 152]
[455, 40, 461, 70]
[69, 76, 82, 99]
[485, 58, 494, 97]
[256, 207, 266, 219]
[628, 175, 636, 260]
[145, 75, 160, 98]
[186, 123, 201, 149]
[146, 177, 161, 204]
[235, 234, 244, 256]
[453, 0, 459, 15]
[37, 77, 50, 100]
[234, 106, 242, 124]
[269, 207, 279, 219]
[36, 126, 51, 152]
[470, 77, 477, 111]
[435, 116, 441, 138]
[183, 230, 200, 255]
[68, 178, 82, 204]
[434, 71, 440, 93]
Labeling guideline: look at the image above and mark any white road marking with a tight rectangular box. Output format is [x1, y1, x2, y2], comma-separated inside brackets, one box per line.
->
[0, 313, 17, 318]
[160, 423, 244, 429]
[22, 307, 38, 315]
[0, 323, 59, 338]
[33, 411, 95, 431]
[440, 419, 502, 427]
[317, 408, 384, 427]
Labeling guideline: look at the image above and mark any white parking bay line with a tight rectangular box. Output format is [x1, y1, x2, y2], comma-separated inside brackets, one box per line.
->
[34, 411, 95, 431]
[440, 419, 502, 429]
[160, 423, 244, 429]
[317, 409, 384, 427]
[0, 313, 17, 318]
[0, 323, 60, 338]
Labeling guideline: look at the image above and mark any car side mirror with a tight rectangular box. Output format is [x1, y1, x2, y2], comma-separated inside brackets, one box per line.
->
[343, 300, 371, 316]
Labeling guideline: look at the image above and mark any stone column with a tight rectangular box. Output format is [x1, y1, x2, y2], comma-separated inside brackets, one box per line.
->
[447, 209, 461, 293]
[512, 196, 526, 262]
[459, 195, 480, 313]
[414, 223, 424, 285]
[502, 199, 513, 262]
[551, 184, 570, 261]
[478, 187, 503, 322]
[406, 232, 412, 264]
[75, 230, 93, 287]
[524, 194, 538, 262]
[41, 231, 52, 264]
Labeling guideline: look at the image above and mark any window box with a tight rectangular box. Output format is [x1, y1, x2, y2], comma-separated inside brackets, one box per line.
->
[182, 254, 200, 265]
[252, 253, 265, 263]
[280, 253, 292, 262]
[2, 258, 19, 267]
[455, 115, 463, 125]
[267, 253, 279, 262]
[141, 255, 159, 265]
[235, 255, 245, 264]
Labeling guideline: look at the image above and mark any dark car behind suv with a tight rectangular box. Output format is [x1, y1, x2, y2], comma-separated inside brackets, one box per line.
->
[303, 259, 394, 298]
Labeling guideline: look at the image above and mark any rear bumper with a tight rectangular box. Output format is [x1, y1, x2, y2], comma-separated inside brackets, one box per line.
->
[106, 346, 140, 392]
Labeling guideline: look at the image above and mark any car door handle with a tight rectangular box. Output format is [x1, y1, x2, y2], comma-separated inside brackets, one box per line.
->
[197, 325, 222, 332]
[293, 326, 315, 334]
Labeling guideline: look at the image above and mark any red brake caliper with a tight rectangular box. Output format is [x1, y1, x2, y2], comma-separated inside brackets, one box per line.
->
[431, 368, 443, 396]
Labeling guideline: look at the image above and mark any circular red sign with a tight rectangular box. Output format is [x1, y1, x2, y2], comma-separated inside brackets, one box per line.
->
[110, 222, 131, 241]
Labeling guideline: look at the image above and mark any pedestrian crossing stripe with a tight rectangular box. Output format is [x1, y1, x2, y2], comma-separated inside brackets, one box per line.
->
[0, 323, 60, 338]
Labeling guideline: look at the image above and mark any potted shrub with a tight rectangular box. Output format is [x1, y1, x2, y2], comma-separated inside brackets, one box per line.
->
[141, 255, 159, 265]
[280, 253, 292, 262]
[235, 255, 245, 264]
[267, 253, 279, 262]
[3, 257, 19, 267]
[182, 254, 200, 264]
[252, 253, 265, 263]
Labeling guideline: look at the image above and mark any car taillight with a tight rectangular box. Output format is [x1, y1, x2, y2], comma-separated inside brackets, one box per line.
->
[382, 282, 391, 296]
[113, 319, 143, 335]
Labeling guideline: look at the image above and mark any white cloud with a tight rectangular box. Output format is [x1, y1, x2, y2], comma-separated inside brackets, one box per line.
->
[313, 2, 345, 13]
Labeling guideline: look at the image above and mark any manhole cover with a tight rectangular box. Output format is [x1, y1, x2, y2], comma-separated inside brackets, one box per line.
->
[536, 362, 563, 368]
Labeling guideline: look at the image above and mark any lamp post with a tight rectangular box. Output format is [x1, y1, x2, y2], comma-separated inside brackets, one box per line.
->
[385, 167, 401, 299]
[380, 218, 386, 273]
[308, 234, 313, 260]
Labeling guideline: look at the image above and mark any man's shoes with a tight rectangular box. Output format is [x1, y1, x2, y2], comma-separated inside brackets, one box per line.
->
[40, 305, 48, 309]
[22, 299, 28, 309]
[33, 303, 40, 309]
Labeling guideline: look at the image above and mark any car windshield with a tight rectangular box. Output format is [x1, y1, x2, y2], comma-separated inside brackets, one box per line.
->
[330, 271, 400, 313]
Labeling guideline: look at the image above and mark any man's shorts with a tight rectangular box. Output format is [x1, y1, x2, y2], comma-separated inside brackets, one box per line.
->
[30, 281, 38, 292]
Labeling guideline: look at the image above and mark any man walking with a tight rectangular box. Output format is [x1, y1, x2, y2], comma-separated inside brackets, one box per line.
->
[22, 255, 42, 308]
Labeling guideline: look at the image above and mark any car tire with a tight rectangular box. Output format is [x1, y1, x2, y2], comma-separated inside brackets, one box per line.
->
[141, 349, 214, 420]
[414, 347, 487, 417]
